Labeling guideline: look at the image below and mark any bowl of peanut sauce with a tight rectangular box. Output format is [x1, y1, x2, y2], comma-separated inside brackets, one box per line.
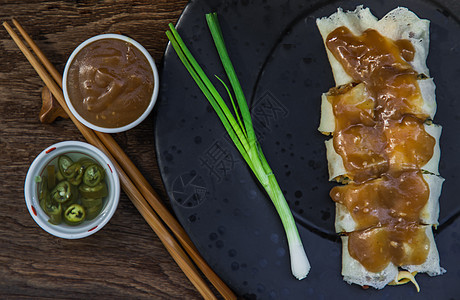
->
[63, 34, 159, 133]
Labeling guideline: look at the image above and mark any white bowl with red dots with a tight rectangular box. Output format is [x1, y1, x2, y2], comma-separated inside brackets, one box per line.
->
[24, 141, 120, 239]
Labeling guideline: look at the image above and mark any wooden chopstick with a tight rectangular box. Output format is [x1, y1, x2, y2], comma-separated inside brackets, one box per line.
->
[6, 19, 236, 300]
[11, 19, 63, 88]
[4, 20, 236, 300]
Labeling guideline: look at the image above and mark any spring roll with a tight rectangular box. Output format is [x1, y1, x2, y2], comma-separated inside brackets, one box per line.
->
[318, 78, 437, 134]
[325, 122, 442, 181]
[316, 6, 430, 86]
[334, 173, 444, 233]
[341, 225, 444, 289]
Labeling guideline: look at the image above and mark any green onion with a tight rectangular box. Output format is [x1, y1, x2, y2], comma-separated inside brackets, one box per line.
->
[166, 12, 310, 280]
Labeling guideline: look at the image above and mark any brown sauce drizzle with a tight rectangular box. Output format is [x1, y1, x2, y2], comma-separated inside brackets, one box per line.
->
[348, 225, 430, 273]
[331, 170, 430, 230]
[325, 26, 435, 272]
[327, 27, 426, 121]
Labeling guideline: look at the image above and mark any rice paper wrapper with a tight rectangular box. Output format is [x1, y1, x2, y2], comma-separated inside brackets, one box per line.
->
[341, 225, 444, 289]
[334, 173, 444, 233]
[316, 6, 430, 86]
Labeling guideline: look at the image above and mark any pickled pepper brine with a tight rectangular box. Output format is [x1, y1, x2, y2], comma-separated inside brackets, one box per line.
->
[37, 154, 108, 226]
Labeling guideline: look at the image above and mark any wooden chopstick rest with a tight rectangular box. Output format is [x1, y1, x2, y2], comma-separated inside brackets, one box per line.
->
[39, 85, 69, 123]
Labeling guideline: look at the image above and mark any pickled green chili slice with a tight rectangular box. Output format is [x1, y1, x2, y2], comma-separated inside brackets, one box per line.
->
[85, 205, 102, 221]
[62, 162, 85, 186]
[61, 185, 79, 212]
[40, 195, 62, 225]
[78, 158, 95, 169]
[83, 164, 105, 187]
[64, 204, 86, 226]
[81, 197, 102, 208]
[47, 206, 63, 225]
[39, 178, 50, 216]
[46, 165, 56, 189]
[38, 175, 49, 203]
[55, 169, 65, 182]
[50, 180, 73, 203]
[79, 182, 108, 198]
[82, 198, 103, 220]
[58, 155, 73, 175]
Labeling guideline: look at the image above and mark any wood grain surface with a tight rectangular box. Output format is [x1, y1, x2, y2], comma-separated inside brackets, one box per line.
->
[0, 1, 215, 298]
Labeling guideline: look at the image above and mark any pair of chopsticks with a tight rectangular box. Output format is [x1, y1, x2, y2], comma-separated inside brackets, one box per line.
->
[3, 19, 236, 300]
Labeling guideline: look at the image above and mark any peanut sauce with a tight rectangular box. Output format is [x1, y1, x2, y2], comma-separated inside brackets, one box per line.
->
[331, 170, 430, 231]
[66, 39, 154, 128]
[347, 225, 430, 273]
[325, 27, 435, 272]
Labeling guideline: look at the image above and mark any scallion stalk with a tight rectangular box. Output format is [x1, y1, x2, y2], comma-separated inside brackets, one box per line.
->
[166, 13, 310, 280]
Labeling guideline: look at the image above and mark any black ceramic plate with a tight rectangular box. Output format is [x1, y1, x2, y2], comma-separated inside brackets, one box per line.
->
[155, 0, 460, 298]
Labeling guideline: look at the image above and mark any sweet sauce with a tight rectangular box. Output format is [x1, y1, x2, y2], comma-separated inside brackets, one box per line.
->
[67, 38, 154, 128]
[348, 225, 430, 273]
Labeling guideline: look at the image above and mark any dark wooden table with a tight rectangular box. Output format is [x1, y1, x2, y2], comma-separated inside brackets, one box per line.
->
[0, 1, 213, 298]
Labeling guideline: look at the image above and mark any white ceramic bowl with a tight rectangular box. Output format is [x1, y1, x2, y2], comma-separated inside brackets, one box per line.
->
[24, 141, 120, 239]
[62, 34, 159, 133]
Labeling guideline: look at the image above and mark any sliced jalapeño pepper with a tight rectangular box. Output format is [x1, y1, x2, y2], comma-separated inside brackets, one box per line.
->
[58, 155, 73, 176]
[39, 177, 49, 215]
[38, 175, 49, 203]
[50, 180, 73, 203]
[83, 164, 105, 187]
[61, 185, 79, 212]
[40, 194, 62, 225]
[81, 197, 102, 208]
[81, 198, 103, 220]
[46, 165, 56, 189]
[64, 204, 86, 226]
[79, 182, 108, 198]
[78, 158, 95, 169]
[63, 162, 85, 186]
[55, 169, 65, 182]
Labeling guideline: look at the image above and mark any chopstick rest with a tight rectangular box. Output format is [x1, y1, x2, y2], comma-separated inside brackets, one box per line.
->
[40, 86, 69, 123]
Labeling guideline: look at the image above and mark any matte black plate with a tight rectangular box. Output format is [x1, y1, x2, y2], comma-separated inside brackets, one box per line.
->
[155, 0, 460, 298]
